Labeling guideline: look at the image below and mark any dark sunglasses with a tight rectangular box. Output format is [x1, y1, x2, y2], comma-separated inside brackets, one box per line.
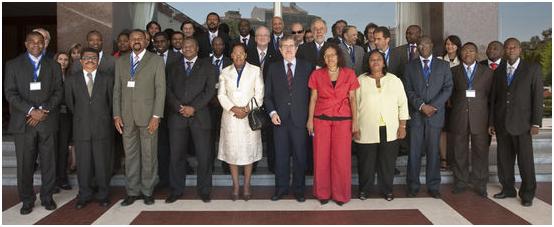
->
[291, 30, 304, 35]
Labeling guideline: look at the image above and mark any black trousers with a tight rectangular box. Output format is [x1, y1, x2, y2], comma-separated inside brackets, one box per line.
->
[56, 112, 72, 185]
[356, 126, 399, 194]
[157, 118, 171, 187]
[449, 132, 489, 191]
[14, 126, 56, 205]
[263, 123, 275, 173]
[273, 120, 307, 194]
[407, 123, 441, 192]
[169, 124, 213, 196]
[496, 132, 536, 201]
[74, 139, 112, 201]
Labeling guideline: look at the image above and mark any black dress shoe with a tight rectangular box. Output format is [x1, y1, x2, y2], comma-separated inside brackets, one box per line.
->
[165, 194, 181, 204]
[41, 200, 57, 210]
[294, 193, 305, 203]
[521, 200, 533, 207]
[59, 183, 72, 190]
[493, 191, 516, 199]
[270, 192, 287, 201]
[429, 191, 441, 199]
[384, 193, 394, 201]
[53, 187, 60, 194]
[394, 168, 400, 175]
[120, 196, 139, 206]
[144, 196, 155, 205]
[452, 187, 466, 194]
[99, 198, 110, 207]
[335, 201, 344, 206]
[359, 192, 368, 200]
[75, 200, 89, 209]
[20, 203, 34, 215]
[477, 190, 488, 198]
[200, 194, 211, 203]
[319, 199, 329, 205]
[407, 191, 417, 197]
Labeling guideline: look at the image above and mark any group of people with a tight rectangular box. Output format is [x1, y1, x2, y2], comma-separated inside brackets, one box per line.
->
[4, 12, 544, 215]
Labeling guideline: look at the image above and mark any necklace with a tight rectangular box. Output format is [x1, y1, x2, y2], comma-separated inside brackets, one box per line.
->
[328, 67, 339, 73]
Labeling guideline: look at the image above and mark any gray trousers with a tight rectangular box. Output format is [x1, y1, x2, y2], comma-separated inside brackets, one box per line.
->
[123, 123, 159, 197]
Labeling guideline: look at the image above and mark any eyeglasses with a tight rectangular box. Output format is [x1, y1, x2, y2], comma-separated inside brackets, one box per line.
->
[291, 30, 304, 35]
[81, 56, 98, 61]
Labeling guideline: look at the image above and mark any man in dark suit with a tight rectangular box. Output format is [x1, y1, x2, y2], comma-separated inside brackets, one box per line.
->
[448, 43, 494, 197]
[113, 29, 166, 206]
[265, 36, 312, 202]
[339, 25, 365, 76]
[232, 19, 256, 52]
[405, 36, 453, 199]
[4, 31, 63, 214]
[479, 41, 504, 71]
[165, 37, 217, 203]
[71, 30, 116, 77]
[297, 18, 330, 68]
[489, 38, 544, 207]
[390, 24, 422, 82]
[327, 19, 347, 45]
[362, 23, 378, 53]
[64, 48, 114, 209]
[197, 12, 231, 58]
[153, 31, 182, 189]
[362, 26, 402, 77]
[269, 16, 285, 59]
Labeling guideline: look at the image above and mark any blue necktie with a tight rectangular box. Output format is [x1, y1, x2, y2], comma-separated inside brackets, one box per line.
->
[349, 46, 355, 64]
[423, 59, 430, 81]
[186, 61, 193, 76]
[506, 66, 515, 86]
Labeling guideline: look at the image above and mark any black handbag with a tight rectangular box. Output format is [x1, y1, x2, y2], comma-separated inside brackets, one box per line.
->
[247, 97, 270, 130]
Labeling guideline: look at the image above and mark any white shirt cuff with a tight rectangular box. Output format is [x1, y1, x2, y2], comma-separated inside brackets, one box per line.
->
[269, 111, 277, 118]
[153, 115, 160, 118]
[419, 103, 425, 111]
[27, 107, 34, 115]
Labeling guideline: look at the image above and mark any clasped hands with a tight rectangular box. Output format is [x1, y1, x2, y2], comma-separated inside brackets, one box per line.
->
[26, 109, 49, 127]
[231, 106, 249, 119]
[420, 104, 438, 117]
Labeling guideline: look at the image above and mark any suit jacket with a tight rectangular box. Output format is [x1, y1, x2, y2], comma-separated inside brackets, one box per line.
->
[489, 59, 544, 135]
[246, 45, 279, 80]
[71, 52, 116, 77]
[231, 36, 256, 52]
[113, 51, 166, 126]
[448, 63, 494, 135]
[390, 44, 419, 81]
[197, 30, 231, 58]
[405, 57, 453, 128]
[209, 55, 232, 75]
[64, 70, 114, 140]
[269, 33, 284, 60]
[166, 58, 217, 130]
[296, 41, 331, 68]
[327, 37, 343, 45]
[361, 47, 403, 80]
[264, 59, 313, 128]
[339, 43, 365, 76]
[4, 53, 63, 134]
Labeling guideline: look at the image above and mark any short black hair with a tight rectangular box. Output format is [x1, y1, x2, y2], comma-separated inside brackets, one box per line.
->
[364, 49, 388, 75]
[180, 20, 195, 31]
[86, 30, 103, 40]
[230, 42, 247, 54]
[374, 26, 391, 39]
[319, 42, 346, 68]
[504, 37, 520, 47]
[117, 30, 129, 40]
[462, 42, 478, 51]
[364, 23, 378, 38]
[26, 31, 44, 41]
[129, 29, 146, 38]
[171, 31, 184, 39]
[146, 21, 161, 31]
[154, 31, 169, 40]
[80, 47, 99, 58]
[183, 37, 199, 47]
[206, 12, 220, 22]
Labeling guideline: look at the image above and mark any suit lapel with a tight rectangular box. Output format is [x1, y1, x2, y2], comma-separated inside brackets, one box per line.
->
[135, 52, 152, 77]
[510, 60, 526, 88]
[91, 72, 103, 100]
[77, 72, 91, 99]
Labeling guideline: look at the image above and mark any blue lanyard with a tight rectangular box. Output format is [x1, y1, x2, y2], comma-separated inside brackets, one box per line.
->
[130, 54, 140, 81]
[236, 66, 244, 88]
[464, 64, 477, 89]
[26, 53, 42, 82]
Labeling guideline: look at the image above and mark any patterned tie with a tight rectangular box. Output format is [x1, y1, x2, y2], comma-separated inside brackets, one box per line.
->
[507, 66, 515, 86]
[133, 55, 140, 71]
[215, 59, 221, 74]
[86, 72, 94, 97]
[286, 62, 293, 90]
[349, 46, 355, 64]
[409, 45, 417, 61]
[260, 51, 266, 69]
[186, 61, 193, 76]
[423, 59, 430, 81]
[490, 62, 498, 71]
[275, 36, 280, 50]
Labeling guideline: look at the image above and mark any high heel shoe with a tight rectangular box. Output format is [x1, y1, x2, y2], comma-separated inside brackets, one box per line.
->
[243, 192, 251, 201]
[231, 192, 239, 201]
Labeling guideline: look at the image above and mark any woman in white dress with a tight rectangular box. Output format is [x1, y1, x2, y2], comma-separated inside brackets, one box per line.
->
[217, 43, 264, 201]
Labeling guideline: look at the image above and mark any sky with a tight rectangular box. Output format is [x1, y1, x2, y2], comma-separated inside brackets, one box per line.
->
[169, 2, 552, 42]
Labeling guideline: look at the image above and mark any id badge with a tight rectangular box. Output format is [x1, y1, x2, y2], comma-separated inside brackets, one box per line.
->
[466, 90, 476, 98]
[30, 82, 41, 91]
[127, 81, 135, 88]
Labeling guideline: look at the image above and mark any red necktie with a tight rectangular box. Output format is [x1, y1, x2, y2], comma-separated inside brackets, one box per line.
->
[490, 62, 498, 70]
[287, 63, 293, 90]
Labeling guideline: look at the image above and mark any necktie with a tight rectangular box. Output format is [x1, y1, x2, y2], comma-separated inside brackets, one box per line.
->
[286, 62, 293, 90]
[409, 45, 416, 61]
[260, 51, 266, 67]
[86, 72, 93, 97]
[490, 62, 498, 70]
[186, 61, 193, 76]
[242, 38, 247, 45]
[423, 59, 430, 81]
[316, 44, 321, 56]
[349, 46, 355, 64]
[507, 66, 515, 86]
[275, 36, 280, 50]
[215, 59, 221, 74]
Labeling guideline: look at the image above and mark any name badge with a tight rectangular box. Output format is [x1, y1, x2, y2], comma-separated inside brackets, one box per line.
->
[30, 82, 41, 91]
[466, 90, 476, 98]
[127, 81, 135, 88]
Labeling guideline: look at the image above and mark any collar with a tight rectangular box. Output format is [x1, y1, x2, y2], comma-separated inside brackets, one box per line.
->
[462, 61, 476, 71]
[173, 48, 181, 53]
[240, 34, 251, 41]
[209, 30, 218, 36]
[184, 56, 198, 63]
[159, 50, 169, 56]
[315, 40, 325, 48]
[419, 54, 433, 62]
[133, 49, 147, 61]
[488, 58, 501, 65]
[257, 46, 268, 55]
[213, 55, 223, 61]
[27, 53, 42, 63]
[82, 69, 97, 79]
[284, 58, 297, 66]
[274, 33, 283, 39]
[380, 47, 390, 55]
[507, 57, 520, 70]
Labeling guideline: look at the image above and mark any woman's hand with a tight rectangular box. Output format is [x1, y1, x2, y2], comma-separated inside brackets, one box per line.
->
[352, 124, 361, 141]
[306, 118, 314, 136]
[397, 126, 407, 139]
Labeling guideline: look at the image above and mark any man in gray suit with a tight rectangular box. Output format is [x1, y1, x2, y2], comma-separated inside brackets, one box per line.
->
[71, 30, 116, 77]
[113, 29, 166, 206]
[64, 48, 114, 208]
[405, 36, 453, 199]
[339, 25, 365, 76]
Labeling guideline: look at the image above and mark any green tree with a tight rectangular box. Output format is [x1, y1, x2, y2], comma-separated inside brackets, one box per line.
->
[522, 28, 552, 86]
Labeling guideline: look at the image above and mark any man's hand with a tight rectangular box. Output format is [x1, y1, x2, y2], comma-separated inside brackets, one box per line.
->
[421, 104, 437, 117]
[26, 109, 48, 127]
[114, 116, 124, 134]
[183, 106, 195, 117]
[352, 124, 361, 141]
[271, 113, 281, 125]
[147, 117, 160, 134]
[397, 126, 407, 139]
[530, 126, 540, 135]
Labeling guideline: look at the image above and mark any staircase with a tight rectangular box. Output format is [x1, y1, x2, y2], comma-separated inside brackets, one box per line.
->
[3, 119, 551, 186]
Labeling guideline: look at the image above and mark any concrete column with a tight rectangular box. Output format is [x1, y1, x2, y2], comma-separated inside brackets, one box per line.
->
[274, 2, 282, 17]
[396, 2, 423, 47]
